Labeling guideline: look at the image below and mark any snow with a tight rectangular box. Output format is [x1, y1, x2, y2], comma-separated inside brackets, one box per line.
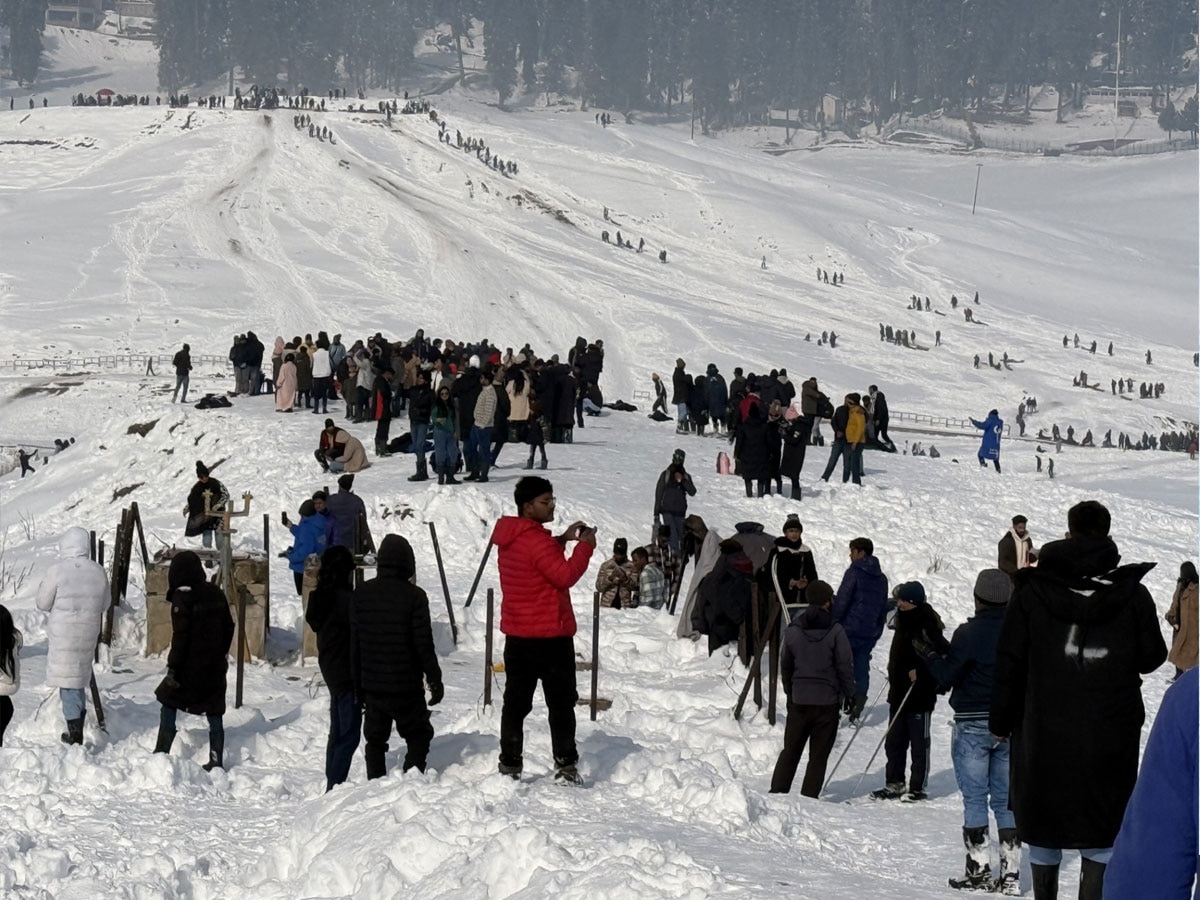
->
[0, 28, 1196, 899]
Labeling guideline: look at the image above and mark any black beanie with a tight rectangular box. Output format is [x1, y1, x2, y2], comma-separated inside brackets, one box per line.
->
[196, 461, 209, 477]
[337, 473, 354, 490]
[515, 476, 553, 510]
[613, 537, 628, 556]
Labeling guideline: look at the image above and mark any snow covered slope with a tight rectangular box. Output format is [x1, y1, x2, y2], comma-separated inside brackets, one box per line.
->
[0, 29, 1195, 900]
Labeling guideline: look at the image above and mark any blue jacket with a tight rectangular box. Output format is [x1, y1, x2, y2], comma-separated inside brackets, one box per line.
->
[288, 515, 328, 574]
[923, 605, 1006, 719]
[971, 413, 1004, 460]
[832, 555, 889, 643]
[1105, 668, 1199, 900]
[705, 371, 728, 419]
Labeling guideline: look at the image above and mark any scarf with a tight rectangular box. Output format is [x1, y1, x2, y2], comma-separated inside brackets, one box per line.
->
[1009, 528, 1030, 569]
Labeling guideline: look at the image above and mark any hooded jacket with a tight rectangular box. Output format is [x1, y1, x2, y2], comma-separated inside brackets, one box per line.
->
[493, 516, 593, 638]
[157, 551, 235, 716]
[288, 514, 328, 574]
[886, 603, 945, 711]
[781, 605, 856, 705]
[349, 535, 442, 697]
[990, 536, 1168, 849]
[832, 554, 889, 643]
[923, 605, 1006, 719]
[654, 464, 696, 518]
[971, 412, 1004, 460]
[36, 527, 110, 689]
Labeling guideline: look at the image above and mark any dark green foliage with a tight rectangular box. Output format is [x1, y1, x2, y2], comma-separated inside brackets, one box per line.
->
[0, 0, 48, 85]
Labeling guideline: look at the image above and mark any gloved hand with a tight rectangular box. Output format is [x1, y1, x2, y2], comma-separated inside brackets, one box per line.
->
[161, 669, 181, 692]
[428, 682, 444, 707]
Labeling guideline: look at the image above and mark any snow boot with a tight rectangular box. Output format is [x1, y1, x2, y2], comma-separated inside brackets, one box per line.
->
[1078, 858, 1105, 900]
[554, 762, 583, 786]
[995, 827, 1021, 895]
[153, 725, 176, 755]
[847, 693, 867, 725]
[407, 471, 428, 482]
[365, 745, 387, 780]
[870, 781, 905, 800]
[202, 732, 224, 772]
[948, 826, 994, 891]
[524, 456, 534, 470]
[900, 789, 927, 802]
[1030, 864, 1059, 900]
[498, 758, 522, 780]
[444, 471, 461, 485]
[538, 457, 547, 470]
[60, 717, 85, 746]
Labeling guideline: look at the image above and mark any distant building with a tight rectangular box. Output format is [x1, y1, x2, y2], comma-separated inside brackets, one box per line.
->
[115, 0, 157, 17]
[45, 0, 103, 29]
[821, 93, 846, 126]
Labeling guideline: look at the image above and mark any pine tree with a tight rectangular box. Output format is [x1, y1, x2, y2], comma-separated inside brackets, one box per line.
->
[484, 0, 519, 105]
[1157, 100, 1177, 138]
[0, 0, 48, 86]
[1182, 95, 1199, 144]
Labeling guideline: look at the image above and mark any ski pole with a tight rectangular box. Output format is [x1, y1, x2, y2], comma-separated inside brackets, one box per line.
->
[820, 677, 889, 795]
[851, 681, 915, 798]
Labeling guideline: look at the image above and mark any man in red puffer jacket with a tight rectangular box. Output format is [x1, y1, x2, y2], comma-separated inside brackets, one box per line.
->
[492, 476, 596, 784]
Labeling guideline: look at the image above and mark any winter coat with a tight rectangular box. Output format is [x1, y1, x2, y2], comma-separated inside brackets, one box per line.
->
[324, 490, 371, 553]
[0, 631, 22, 696]
[288, 515, 328, 575]
[1104, 668, 1200, 900]
[595, 557, 636, 608]
[294, 349, 313, 392]
[349, 535, 442, 697]
[451, 369, 482, 438]
[173, 349, 191, 376]
[671, 367, 690, 405]
[507, 379, 531, 422]
[779, 419, 808, 478]
[157, 552, 235, 716]
[243, 334, 264, 370]
[311, 347, 332, 379]
[185, 477, 227, 536]
[688, 379, 709, 422]
[676, 529, 722, 640]
[705, 371, 728, 419]
[408, 384, 433, 426]
[324, 429, 369, 473]
[473, 382, 498, 428]
[373, 375, 393, 421]
[971, 412, 1004, 460]
[781, 605, 856, 705]
[735, 407, 771, 480]
[885, 604, 945, 712]
[275, 360, 297, 410]
[306, 582, 354, 692]
[830, 404, 849, 438]
[691, 549, 755, 650]
[1167, 580, 1198, 671]
[989, 536, 1168, 850]
[870, 390, 889, 426]
[654, 465, 696, 517]
[923, 605, 1006, 720]
[493, 516, 593, 638]
[832, 555, 889, 643]
[800, 379, 831, 418]
[554, 372, 577, 427]
[998, 531, 1035, 576]
[844, 405, 866, 444]
[431, 397, 457, 436]
[36, 527, 109, 689]
[759, 536, 818, 608]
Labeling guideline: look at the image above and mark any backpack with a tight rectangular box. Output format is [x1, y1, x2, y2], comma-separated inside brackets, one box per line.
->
[716, 451, 731, 475]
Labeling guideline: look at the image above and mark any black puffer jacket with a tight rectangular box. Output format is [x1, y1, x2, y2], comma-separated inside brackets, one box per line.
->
[158, 552, 235, 716]
[350, 535, 442, 697]
[408, 384, 433, 425]
[886, 603, 945, 712]
[306, 582, 355, 693]
[735, 406, 771, 479]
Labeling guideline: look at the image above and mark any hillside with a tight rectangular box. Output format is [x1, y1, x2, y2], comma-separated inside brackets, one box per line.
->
[0, 28, 1196, 900]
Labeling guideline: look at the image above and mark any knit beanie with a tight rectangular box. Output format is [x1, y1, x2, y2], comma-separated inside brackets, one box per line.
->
[974, 569, 1013, 606]
[893, 581, 927, 606]
[196, 461, 209, 477]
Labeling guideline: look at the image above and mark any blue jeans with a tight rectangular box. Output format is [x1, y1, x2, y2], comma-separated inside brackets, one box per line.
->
[469, 425, 493, 476]
[410, 423, 429, 471]
[1027, 846, 1113, 866]
[173, 374, 189, 402]
[60, 687, 86, 720]
[326, 688, 362, 791]
[676, 402, 689, 427]
[951, 719, 1015, 829]
[847, 636, 875, 698]
[201, 528, 225, 551]
[662, 513, 685, 553]
[433, 429, 458, 473]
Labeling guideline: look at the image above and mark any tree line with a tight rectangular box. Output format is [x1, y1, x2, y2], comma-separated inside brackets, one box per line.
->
[4, 0, 1195, 134]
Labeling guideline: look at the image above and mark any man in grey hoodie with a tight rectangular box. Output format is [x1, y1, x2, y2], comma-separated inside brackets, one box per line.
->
[769, 580, 856, 796]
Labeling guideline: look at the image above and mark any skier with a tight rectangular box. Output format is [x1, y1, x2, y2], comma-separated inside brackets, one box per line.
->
[768, 581, 854, 797]
[917, 569, 1020, 893]
[970, 409, 1004, 473]
[871, 581, 943, 803]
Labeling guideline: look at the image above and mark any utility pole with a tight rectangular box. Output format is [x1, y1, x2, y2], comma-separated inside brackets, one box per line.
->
[971, 163, 983, 215]
[1114, 5, 1122, 151]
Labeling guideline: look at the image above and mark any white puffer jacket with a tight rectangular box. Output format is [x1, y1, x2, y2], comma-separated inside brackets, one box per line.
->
[36, 527, 109, 689]
[0, 630, 20, 696]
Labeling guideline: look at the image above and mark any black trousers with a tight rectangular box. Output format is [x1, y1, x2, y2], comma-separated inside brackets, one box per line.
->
[884, 706, 932, 791]
[363, 691, 433, 778]
[375, 415, 391, 448]
[499, 636, 578, 768]
[770, 701, 839, 797]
